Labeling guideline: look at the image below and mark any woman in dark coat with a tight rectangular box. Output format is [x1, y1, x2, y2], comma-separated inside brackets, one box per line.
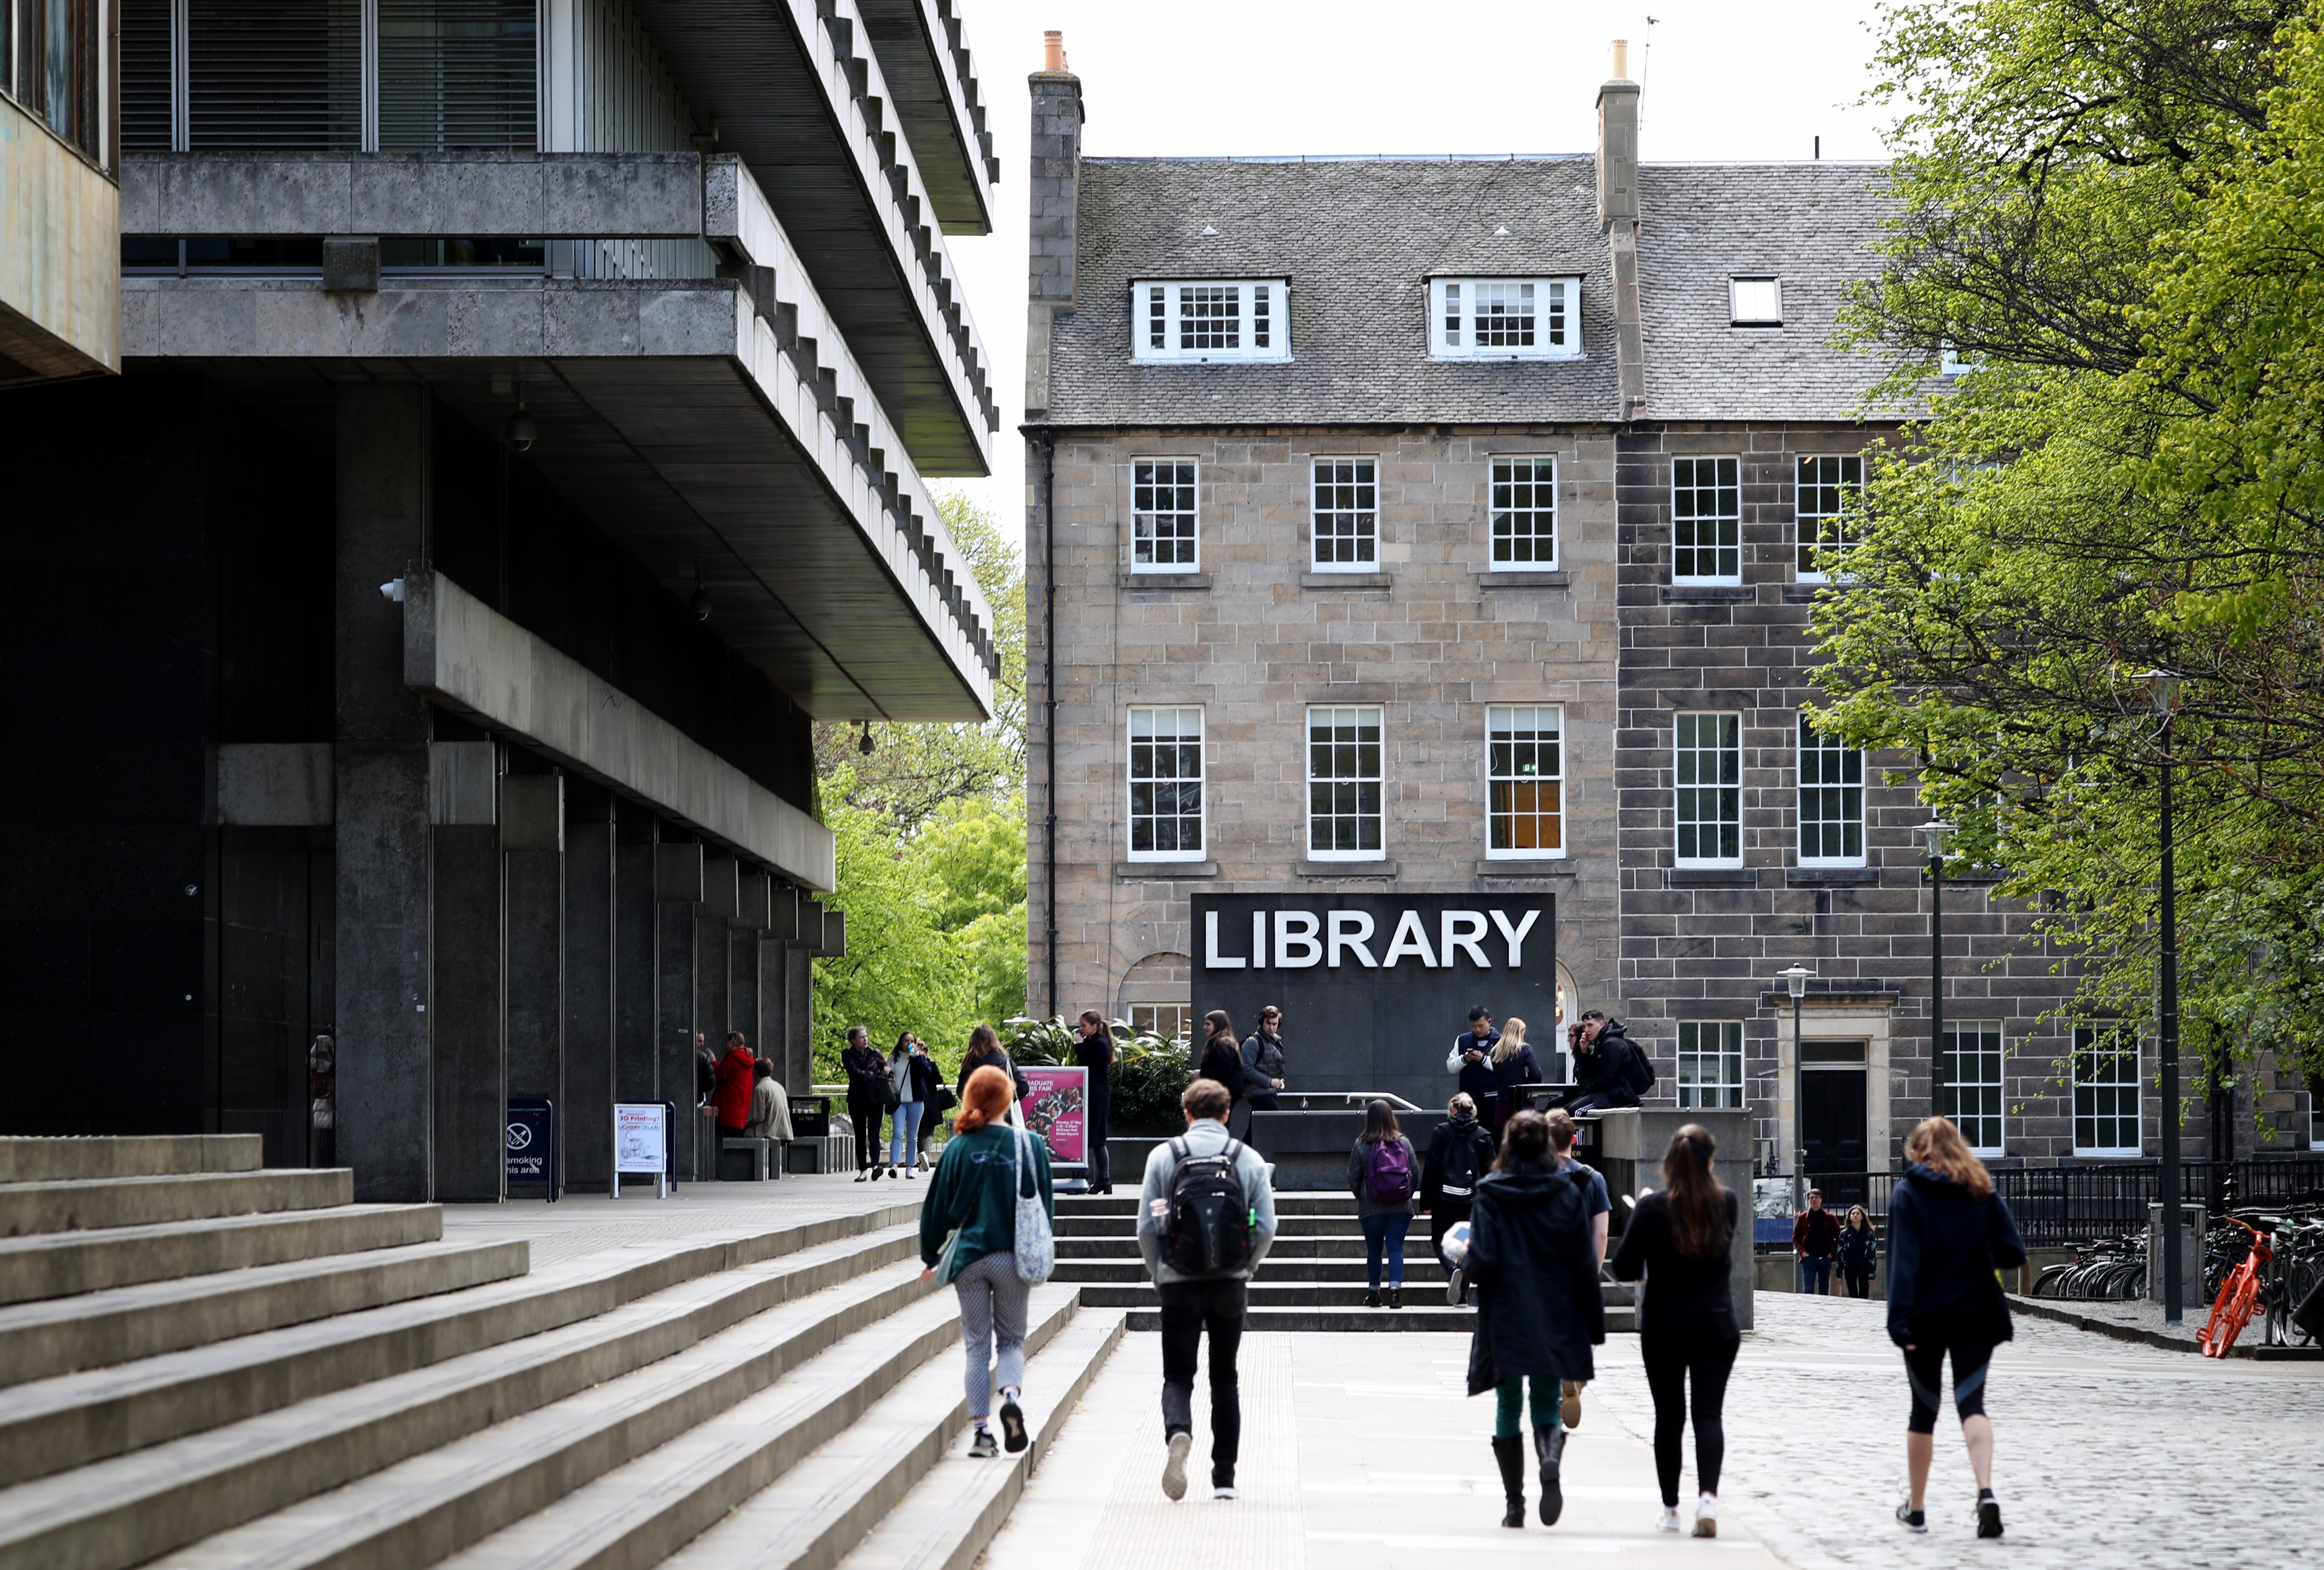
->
[1465, 1109, 1604, 1530]
[1837, 1204, 1879, 1299]
[1073, 1012, 1118, 1193]
[839, 1026, 890, 1180]
[1193, 1010, 1246, 1105]
[1485, 1017, 1544, 1137]
[954, 1023, 1031, 1106]
[1423, 1092, 1498, 1300]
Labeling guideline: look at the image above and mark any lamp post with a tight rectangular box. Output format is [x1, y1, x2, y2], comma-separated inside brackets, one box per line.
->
[1917, 819, 1956, 1123]
[2143, 669, 2185, 1323]
[1780, 964, 1815, 1216]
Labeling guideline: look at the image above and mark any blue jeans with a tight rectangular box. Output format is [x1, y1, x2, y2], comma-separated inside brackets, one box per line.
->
[1798, 1255, 1833, 1295]
[1362, 1211, 1411, 1289]
[889, 1101, 923, 1166]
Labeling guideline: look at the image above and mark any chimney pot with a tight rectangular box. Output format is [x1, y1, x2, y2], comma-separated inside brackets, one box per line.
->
[1611, 38, 1628, 79]
[1043, 30, 1066, 72]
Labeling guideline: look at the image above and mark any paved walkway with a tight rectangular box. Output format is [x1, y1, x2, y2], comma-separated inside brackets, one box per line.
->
[438, 1171, 924, 1265]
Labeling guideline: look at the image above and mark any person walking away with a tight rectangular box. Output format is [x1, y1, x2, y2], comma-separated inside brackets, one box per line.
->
[1138, 1077, 1277, 1501]
[1542, 1109, 1610, 1428]
[1610, 1123, 1741, 1537]
[1193, 1010, 1246, 1109]
[1349, 1100, 1420, 1309]
[1888, 1115, 2025, 1540]
[1232, 1006, 1288, 1147]
[1487, 1017, 1544, 1138]
[1838, 1204, 1879, 1299]
[1558, 1011, 1651, 1114]
[1444, 1006, 1503, 1128]
[1424, 1093, 1497, 1303]
[957, 1022, 1032, 1105]
[694, 1032, 718, 1109]
[1466, 1110, 1603, 1530]
[1074, 1012, 1119, 1193]
[889, 1033, 937, 1181]
[919, 1065, 1054, 1458]
[841, 1027, 891, 1180]
[745, 1056, 794, 1146]
[1793, 1188, 1841, 1295]
[713, 1032, 757, 1143]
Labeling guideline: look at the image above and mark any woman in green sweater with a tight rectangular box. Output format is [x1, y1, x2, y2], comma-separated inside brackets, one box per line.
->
[920, 1062, 1054, 1457]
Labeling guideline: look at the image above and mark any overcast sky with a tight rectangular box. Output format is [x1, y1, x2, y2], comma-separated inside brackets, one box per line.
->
[935, 0, 1896, 530]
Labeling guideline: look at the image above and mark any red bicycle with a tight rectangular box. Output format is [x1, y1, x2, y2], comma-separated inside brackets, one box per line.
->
[2199, 1217, 2272, 1358]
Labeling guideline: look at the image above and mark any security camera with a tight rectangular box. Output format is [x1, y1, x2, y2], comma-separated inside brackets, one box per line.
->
[506, 410, 536, 452]
[379, 578, 406, 602]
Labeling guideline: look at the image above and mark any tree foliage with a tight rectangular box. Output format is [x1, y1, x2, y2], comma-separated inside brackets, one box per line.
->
[1817, 0, 2324, 1103]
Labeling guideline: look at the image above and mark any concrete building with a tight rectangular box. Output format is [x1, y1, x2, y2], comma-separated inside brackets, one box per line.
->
[0, 0, 1003, 1200]
[1022, 46, 2317, 1177]
[2, 0, 120, 383]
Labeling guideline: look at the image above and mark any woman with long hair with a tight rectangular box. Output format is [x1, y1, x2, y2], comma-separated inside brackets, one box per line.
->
[887, 1032, 938, 1181]
[1609, 1123, 1740, 1537]
[1464, 1109, 1602, 1530]
[1347, 1099, 1420, 1308]
[955, 1022, 1030, 1106]
[919, 1064, 1054, 1458]
[1487, 1017, 1543, 1136]
[1423, 1092, 1497, 1302]
[1074, 1010, 1119, 1193]
[1838, 1204, 1879, 1299]
[1194, 1010, 1246, 1105]
[1887, 1116, 2025, 1540]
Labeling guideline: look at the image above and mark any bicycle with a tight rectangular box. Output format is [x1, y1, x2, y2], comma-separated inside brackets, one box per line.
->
[2199, 1217, 2272, 1357]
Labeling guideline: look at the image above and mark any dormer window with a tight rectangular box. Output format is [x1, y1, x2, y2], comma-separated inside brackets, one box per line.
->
[1132, 281, 1292, 363]
[1430, 278, 1581, 359]
[1729, 277, 1783, 326]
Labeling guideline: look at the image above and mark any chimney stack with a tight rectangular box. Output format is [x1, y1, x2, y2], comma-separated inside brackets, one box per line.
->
[1043, 30, 1066, 73]
[1026, 31, 1084, 420]
[1610, 38, 1628, 79]
[1597, 40, 1647, 420]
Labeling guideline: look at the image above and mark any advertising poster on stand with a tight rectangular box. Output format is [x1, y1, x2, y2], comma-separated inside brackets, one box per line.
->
[1017, 1065, 1087, 1168]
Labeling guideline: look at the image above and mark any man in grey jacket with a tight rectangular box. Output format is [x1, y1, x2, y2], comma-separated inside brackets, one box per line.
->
[1138, 1076, 1278, 1503]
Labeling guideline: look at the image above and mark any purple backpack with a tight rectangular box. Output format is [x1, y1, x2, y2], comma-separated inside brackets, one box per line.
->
[1365, 1137, 1415, 1204]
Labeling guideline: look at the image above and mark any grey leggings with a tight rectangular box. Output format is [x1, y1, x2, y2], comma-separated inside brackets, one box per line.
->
[952, 1250, 1030, 1419]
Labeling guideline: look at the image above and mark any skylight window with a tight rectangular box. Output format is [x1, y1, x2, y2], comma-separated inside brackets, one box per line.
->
[1431, 278, 1581, 359]
[1729, 277, 1783, 326]
[1132, 281, 1292, 363]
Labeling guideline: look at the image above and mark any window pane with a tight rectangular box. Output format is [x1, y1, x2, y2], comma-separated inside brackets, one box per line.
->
[1132, 459, 1198, 568]
[1675, 712, 1742, 864]
[1940, 1022, 2005, 1153]
[1307, 705, 1384, 855]
[1488, 704, 1563, 852]
[1677, 1021, 1743, 1109]
[1473, 281, 1535, 347]
[1490, 457, 1557, 565]
[2073, 1027, 2141, 1153]
[1797, 714, 1863, 863]
[1178, 285, 1239, 350]
[1731, 277, 1782, 324]
[1312, 459, 1378, 567]
[1672, 455, 1741, 581]
[1128, 707, 1203, 856]
[1796, 453, 1864, 575]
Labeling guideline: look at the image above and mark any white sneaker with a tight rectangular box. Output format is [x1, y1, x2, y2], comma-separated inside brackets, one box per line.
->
[1693, 1495, 1718, 1538]
[1214, 1485, 1238, 1500]
[1161, 1431, 1191, 1501]
[1656, 1508, 1682, 1533]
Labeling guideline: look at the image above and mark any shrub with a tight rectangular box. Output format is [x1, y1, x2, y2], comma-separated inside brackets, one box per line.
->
[1005, 1016, 1191, 1136]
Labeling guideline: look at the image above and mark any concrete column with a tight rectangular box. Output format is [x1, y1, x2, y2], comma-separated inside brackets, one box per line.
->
[758, 936, 789, 1090]
[431, 820, 503, 1201]
[504, 774, 566, 1185]
[784, 942, 814, 1094]
[335, 382, 434, 1203]
[613, 806, 660, 1105]
[564, 788, 616, 1192]
[655, 841, 704, 1176]
[728, 925, 761, 1060]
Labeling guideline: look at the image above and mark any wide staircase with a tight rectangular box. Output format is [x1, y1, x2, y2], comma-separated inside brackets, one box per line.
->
[0, 1135, 1123, 1570]
[1054, 1192, 1637, 1332]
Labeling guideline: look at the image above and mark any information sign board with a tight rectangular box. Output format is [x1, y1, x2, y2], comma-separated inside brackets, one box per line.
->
[613, 1102, 670, 1198]
[1018, 1065, 1087, 1168]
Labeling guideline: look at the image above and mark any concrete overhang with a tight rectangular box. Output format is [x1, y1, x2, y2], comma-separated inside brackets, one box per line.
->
[119, 143, 994, 476]
[620, 0, 1000, 469]
[857, 0, 998, 234]
[404, 571, 837, 891]
[1, 97, 119, 385]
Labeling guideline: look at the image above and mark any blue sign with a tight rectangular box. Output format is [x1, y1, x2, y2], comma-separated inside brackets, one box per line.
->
[506, 1098, 557, 1200]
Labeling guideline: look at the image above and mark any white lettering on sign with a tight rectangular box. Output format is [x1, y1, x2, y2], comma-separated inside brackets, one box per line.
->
[1441, 910, 1491, 968]
[1204, 908, 1547, 970]
[1381, 910, 1438, 968]
[1328, 910, 1378, 968]
[1490, 908, 1541, 967]
[1252, 911, 1268, 969]
[1275, 911, 1323, 968]
[1204, 910, 1246, 970]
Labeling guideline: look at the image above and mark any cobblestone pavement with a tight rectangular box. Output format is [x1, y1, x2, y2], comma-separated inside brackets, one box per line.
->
[437, 1170, 922, 1265]
[1588, 1293, 2324, 1569]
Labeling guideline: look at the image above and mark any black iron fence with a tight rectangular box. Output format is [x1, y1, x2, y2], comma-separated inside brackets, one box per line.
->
[1796, 1158, 2324, 1247]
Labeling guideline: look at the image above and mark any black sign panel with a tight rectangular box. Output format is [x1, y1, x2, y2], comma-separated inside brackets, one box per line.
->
[1191, 892, 1556, 1113]
[505, 1097, 557, 1200]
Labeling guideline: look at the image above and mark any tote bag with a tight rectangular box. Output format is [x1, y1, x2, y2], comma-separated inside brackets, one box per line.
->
[1009, 1110, 1056, 1284]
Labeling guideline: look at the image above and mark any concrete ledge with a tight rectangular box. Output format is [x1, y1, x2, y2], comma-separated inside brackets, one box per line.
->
[1300, 571, 1392, 590]
[0, 1205, 443, 1308]
[1662, 584, 1754, 603]
[0, 1168, 351, 1239]
[1476, 859, 1575, 877]
[1473, 569, 1570, 587]
[1296, 860, 1398, 878]
[1667, 868, 1755, 886]
[1118, 572, 1212, 591]
[1114, 860, 1217, 880]
[0, 1135, 261, 1183]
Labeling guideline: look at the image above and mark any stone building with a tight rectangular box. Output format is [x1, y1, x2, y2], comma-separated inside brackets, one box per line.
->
[0, 0, 1004, 1199]
[1022, 48, 2319, 1175]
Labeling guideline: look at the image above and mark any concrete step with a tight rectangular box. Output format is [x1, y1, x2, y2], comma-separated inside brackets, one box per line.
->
[0, 1200, 918, 1491]
[0, 1222, 924, 1570]
[1048, 1259, 1634, 1305]
[1054, 1212, 1355, 1239]
[700, 1302, 1127, 1570]
[1055, 1192, 1356, 1217]
[0, 1236, 530, 1389]
[158, 1255, 953, 1570]
[0, 1204, 446, 1308]
[1124, 1305, 1638, 1334]
[0, 1135, 262, 1183]
[0, 1167, 352, 1238]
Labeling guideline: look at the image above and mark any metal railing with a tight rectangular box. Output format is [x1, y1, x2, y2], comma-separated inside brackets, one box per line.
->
[1795, 1158, 2324, 1246]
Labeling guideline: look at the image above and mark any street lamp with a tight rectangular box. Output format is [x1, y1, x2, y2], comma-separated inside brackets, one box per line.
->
[2141, 669, 2186, 1323]
[1917, 818, 1957, 1123]
[1780, 964, 1815, 1215]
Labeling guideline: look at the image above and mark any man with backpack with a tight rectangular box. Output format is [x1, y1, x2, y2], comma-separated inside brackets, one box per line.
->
[1425, 1093, 1499, 1305]
[1137, 1076, 1277, 1503]
[1561, 1011, 1654, 1114]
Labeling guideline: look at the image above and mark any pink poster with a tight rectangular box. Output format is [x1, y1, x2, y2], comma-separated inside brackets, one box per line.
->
[1018, 1065, 1087, 1166]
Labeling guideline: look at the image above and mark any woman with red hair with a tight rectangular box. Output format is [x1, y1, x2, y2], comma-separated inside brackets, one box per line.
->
[920, 1061, 1054, 1458]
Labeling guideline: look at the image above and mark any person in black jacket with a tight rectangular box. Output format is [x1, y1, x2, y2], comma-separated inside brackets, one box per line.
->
[1424, 1093, 1498, 1303]
[1074, 1011, 1119, 1193]
[1193, 1010, 1246, 1105]
[1465, 1110, 1603, 1531]
[839, 1027, 890, 1179]
[1444, 1006, 1503, 1124]
[1486, 1017, 1544, 1138]
[1233, 1007, 1287, 1147]
[1886, 1116, 2026, 1540]
[1837, 1204, 1879, 1298]
[1610, 1123, 1741, 1539]
[955, 1023, 1032, 1105]
[1560, 1012, 1644, 1113]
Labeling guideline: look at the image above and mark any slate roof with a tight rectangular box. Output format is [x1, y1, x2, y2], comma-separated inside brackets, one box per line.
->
[1044, 156, 1904, 428]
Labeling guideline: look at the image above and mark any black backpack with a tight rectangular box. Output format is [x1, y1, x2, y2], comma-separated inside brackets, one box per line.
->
[1437, 1124, 1488, 1199]
[1615, 1034, 1658, 1097]
[1164, 1137, 1254, 1277]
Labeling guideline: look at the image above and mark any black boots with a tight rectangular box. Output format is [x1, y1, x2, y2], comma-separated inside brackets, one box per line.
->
[1533, 1424, 1565, 1525]
[1490, 1435, 1526, 1528]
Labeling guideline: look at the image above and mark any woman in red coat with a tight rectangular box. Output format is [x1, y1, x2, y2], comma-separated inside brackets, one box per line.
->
[713, 1032, 758, 1137]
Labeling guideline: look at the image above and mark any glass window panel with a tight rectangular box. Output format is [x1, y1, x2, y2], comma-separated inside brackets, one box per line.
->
[1940, 1022, 2006, 1154]
[1307, 705, 1384, 856]
[1132, 459, 1198, 569]
[1675, 712, 1742, 865]
[1797, 713, 1864, 864]
[1488, 704, 1563, 854]
[1311, 458, 1378, 567]
[1677, 1021, 1744, 1109]
[2073, 1027, 2141, 1155]
[1672, 455, 1741, 581]
[1796, 454, 1865, 576]
[1490, 457, 1557, 566]
[1127, 707, 1203, 858]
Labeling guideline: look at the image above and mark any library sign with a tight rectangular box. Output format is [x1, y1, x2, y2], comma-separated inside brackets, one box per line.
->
[1190, 892, 1556, 1111]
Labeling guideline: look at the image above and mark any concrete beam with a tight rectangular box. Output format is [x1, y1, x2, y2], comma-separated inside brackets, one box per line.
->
[215, 743, 333, 826]
[1, 97, 120, 383]
[402, 571, 836, 892]
[566, 803, 617, 1192]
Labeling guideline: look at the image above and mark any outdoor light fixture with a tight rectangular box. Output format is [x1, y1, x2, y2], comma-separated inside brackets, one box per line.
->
[857, 722, 876, 756]
[1779, 964, 1814, 1213]
[505, 409, 536, 452]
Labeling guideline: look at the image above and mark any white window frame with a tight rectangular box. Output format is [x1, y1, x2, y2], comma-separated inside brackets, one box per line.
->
[1126, 706, 1205, 863]
[1131, 280, 1292, 363]
[1674, 711, 1743, 869]
[1130, 458, 1199, 573]
[1795, 454, 1865, 582]
[1489, 455, 1558, 570]
[1677, 1021, 1744, 1109]
[1486, 704, 1564, 860]
[1128, 1004, 1192, 1050]
[1730, 276, 1782, 326]
[1310, 456, 1378, 572]
[1940, 1021, 2006, 1157]
[1430, 277, 1583, 360]
[1672, 455, 1742, 585]
[1306, 704, 1385, 861]
[1796, 714, 1865, 868]
[2072, 1027, 2143, 1157]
